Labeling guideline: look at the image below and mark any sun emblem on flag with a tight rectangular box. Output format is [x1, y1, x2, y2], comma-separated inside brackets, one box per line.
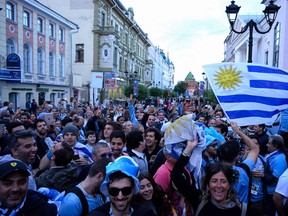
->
[214, 65, 243, 90]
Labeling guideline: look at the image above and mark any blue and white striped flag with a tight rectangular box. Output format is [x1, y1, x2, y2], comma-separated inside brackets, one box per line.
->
[203, 62, 288, 126]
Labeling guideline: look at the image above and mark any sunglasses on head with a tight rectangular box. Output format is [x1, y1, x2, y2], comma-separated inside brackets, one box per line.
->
[99, 152, 113, 158]
[108, 187, 133, 196]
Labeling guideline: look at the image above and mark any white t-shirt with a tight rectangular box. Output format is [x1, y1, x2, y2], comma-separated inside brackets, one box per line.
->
[275, 168, 288, 205]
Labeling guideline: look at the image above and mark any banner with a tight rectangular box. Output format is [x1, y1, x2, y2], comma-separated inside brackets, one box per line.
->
[91, 72, 103, 88]
[133, 80, 138, 96]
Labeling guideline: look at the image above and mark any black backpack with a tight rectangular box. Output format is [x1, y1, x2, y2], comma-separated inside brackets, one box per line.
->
[64, 187, 88, 216]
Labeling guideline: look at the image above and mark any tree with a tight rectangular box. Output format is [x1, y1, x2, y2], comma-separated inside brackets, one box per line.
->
[124, 84, 148, 100]
[174, 81, 188, 95]
[149, 87, 163, 97]
[203, 88, 218, 107]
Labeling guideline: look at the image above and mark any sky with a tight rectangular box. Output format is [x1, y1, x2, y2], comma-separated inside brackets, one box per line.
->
[120, 0, 266, 83]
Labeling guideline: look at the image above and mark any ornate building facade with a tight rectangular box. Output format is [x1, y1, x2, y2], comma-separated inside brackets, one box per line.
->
[0, 0, 78, 108]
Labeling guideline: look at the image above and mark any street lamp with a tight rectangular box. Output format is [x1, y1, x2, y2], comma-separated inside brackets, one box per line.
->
[124, 70, 139, 85]
[225, 0, 280, 63]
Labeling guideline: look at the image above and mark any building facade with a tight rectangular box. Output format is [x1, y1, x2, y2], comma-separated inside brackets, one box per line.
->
[38, 0, 175, 104]
[0, 0, 78, 109]
[224, 0, 288, 70]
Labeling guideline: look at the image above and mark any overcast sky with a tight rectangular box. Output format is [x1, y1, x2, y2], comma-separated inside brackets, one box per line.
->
[120, 0, 266, 82]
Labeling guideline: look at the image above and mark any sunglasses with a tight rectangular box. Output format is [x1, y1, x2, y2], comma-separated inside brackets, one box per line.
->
[210, 144, 218, 148]
[108, 187, 133, 196]
[99, 152, 113, 158]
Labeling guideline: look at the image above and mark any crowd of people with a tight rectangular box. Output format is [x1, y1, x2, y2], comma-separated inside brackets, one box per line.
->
[0, 95, 287, 216]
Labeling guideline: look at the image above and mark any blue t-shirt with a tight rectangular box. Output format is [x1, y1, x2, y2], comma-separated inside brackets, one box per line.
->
[233, 158, 255, 204]
[59, 185, 104, 216]
[266, 152, 287, 195]
[251, 156, 266, 202]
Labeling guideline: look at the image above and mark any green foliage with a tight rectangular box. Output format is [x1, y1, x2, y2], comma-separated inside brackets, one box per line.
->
[149, 87, 163, 97]
[170, 91, 177, 98]
[124, 84, 148, 100]
[203, 88, 218, 107]
[174, 81, 188, 95]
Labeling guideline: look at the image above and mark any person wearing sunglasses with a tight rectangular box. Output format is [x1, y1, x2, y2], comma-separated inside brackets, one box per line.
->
[88, 156, 157, 216]
[77, 142, 113, 182]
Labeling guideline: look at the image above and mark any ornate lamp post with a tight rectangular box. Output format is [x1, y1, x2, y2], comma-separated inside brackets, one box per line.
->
[225, 0, 280, 63]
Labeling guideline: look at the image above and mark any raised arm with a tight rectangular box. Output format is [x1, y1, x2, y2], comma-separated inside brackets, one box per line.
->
[230, 121, 259, 163]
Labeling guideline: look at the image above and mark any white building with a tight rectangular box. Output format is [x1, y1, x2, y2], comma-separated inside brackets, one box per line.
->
[224, 0, 288, 71]
[0, 0, 78, 109]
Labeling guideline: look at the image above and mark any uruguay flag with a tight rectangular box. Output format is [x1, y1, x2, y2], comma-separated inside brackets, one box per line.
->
[203, 62, 288, 126]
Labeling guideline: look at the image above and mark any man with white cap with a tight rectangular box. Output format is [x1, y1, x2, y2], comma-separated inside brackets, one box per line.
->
[88, 156, 157, 216]
[0, 160, 57, 215]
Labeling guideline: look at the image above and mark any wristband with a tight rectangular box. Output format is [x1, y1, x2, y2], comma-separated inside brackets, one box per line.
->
[47, 150, 53, 160]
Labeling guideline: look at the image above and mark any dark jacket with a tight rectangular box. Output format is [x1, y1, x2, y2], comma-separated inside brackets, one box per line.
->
[16, 190, 57, 216]
[37, 161, 79, 192]
[87, 201, 157, 216]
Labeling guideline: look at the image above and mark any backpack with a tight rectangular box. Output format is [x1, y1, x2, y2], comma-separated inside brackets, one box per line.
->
[65, 187, 88, 216]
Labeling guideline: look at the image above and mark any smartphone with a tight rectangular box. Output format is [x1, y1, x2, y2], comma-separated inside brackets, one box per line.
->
[44, 113, 54, 127]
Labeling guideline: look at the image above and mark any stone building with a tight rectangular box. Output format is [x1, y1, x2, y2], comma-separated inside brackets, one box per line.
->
[0, 0, 78, 109]
[38, 0, 175, 103]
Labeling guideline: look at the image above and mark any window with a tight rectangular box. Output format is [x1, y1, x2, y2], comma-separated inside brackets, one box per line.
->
[23, 11, 30, 27]
[75, 44, 84, 62]
[37, 17, 44, 33]
[265, 51, 269, 65]
[49, 51, 55, 76]
[6, 2, 15, 21]
[119, 57, 123, 71]
[49, 23, 54, 38]
[113, 48, 117, 65]
[125, 33, 128, 45]
[6, 38, 16, 55]
[59, 55, 64, 78]
[273, 22, 280, 67]
[23, 43, 32, 73]
[59, 28, 64, 42]
[101, 12, 105, 27]
[37, 47, 44, 75]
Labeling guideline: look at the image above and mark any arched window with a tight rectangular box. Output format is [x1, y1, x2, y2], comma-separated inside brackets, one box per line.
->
[6, 2, 15, 21]
[59, 54, 65, 78]
[23, 43, 32, 73]
[23, 10, 30, 27]
[49, 51, 55, 76]
[37, 17, 44, 33]
[37, 47, 45, 75]
[59, 28, 64, 42]
[6, 38, 16, 55]
[49, 23, 54, 37]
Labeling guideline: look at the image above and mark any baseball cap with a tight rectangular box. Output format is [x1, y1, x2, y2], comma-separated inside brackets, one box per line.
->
[0, 160, 30, 179]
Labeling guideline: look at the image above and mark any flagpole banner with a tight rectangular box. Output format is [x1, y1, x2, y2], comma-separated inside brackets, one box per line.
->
[133, 80, 138, 96]
[203, 62, 288, 126]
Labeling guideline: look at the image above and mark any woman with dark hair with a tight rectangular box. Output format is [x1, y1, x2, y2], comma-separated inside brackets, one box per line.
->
[134, 173, 164, 215]
[195, 163, 244, 216]
[265, 135, 287, 216]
